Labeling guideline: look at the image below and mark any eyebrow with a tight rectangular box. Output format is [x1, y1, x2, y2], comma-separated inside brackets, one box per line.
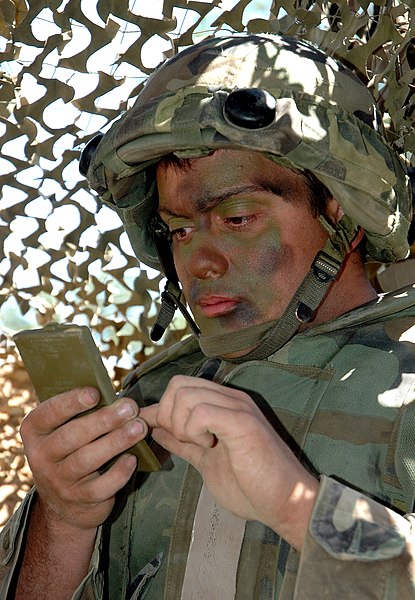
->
[159, 181, 283, 218]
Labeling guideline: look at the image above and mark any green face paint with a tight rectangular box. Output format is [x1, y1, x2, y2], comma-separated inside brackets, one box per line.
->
[157, 149, 329, 341]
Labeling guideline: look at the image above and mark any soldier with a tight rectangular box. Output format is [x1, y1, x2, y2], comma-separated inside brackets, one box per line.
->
[2, 34, 415, 599]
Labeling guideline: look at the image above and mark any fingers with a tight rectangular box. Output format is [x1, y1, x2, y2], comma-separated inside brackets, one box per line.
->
[22, 390, 142, 455]
[141, 374, 255, 449]
[21, 389, 148, 488]
[59, 418, 146, 480]
[66, 453, 139, 506]
[33, 451, 140, 531]
[160, 376, 250, 428]
[47, 399, 144, 462]
[151, 427, 204, 468]
[19, 389, 149, 532]
[21, 387, 100, 436]
[164, 374, 245, 400]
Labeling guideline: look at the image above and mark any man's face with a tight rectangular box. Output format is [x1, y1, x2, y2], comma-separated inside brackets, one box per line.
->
[157, 150, 329, 338]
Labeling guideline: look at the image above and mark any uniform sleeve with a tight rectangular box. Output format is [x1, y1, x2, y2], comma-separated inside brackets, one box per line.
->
[0, 488, 36, 598]
[0, 488, 105, 600]
[294, 475, 415, 599]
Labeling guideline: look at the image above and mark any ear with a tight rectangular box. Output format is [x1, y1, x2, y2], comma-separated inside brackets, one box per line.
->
[325, 198, 344, 224]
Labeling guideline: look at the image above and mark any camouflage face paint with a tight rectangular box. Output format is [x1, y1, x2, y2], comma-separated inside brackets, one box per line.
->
[157, 150, 329, 338]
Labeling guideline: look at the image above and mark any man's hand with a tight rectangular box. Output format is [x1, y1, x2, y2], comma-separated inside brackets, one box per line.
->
[141, 375, 318, 551]
[20, 387, 147, 532]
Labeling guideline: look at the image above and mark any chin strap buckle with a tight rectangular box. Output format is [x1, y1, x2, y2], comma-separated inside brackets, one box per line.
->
[295, 217, 364, 324]
[312, 250, 343, 283]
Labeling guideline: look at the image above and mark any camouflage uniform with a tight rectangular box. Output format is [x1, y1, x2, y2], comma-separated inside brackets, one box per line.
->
[2, 286, 415, 599]
[1, 34, 414, 599]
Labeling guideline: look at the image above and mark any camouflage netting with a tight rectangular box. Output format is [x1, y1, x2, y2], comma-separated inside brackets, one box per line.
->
[1, 0, 414, 378]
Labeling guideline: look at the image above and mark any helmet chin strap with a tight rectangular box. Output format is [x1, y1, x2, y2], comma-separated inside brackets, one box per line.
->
[151, 215, 363, 359]
[151, 278, 200, 341]
[150, 217, 200, 342]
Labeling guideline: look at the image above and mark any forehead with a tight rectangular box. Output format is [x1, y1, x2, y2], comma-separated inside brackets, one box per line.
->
[156, 150, 310, 214]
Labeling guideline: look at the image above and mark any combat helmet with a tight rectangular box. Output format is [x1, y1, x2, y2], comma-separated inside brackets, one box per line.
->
[80, 34, 413, 358]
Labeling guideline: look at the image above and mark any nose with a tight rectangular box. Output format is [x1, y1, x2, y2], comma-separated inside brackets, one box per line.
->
[186, 233, 229, 280]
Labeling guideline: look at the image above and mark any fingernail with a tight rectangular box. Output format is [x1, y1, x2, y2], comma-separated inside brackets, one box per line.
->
[118, 402, 137, 418]
[81, 388, 99, 406]
[122, 453, 137, 470]
[128, 419, 144, 435]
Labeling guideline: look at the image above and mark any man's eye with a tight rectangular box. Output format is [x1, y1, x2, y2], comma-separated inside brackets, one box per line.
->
[224, 215, 255, 227]
[171, 226, 192, 240]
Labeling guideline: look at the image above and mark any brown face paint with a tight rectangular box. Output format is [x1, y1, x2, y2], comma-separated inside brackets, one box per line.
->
[157, 150, 328, 338]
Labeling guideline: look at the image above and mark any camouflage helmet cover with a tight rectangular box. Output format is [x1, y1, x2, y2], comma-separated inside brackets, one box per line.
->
[86, 34, 413, 268]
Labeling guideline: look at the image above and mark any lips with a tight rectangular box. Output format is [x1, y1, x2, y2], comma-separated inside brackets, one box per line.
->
[196, 295, 239, 317]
